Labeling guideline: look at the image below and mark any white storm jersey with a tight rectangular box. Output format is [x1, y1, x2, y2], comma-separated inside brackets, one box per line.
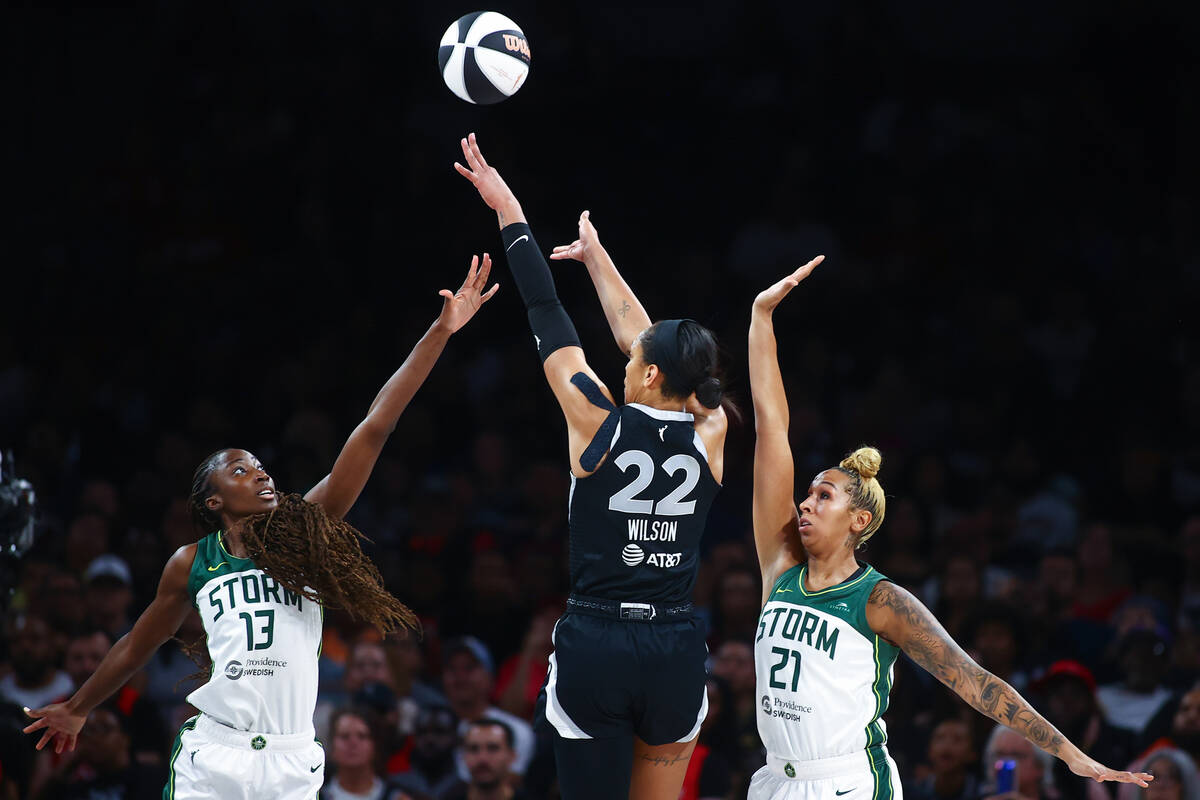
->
[755, 564, 899, 765]
[185, 532, 322, 735]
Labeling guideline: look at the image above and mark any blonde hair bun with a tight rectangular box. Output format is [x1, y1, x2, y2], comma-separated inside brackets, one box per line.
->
[840, 446, 882, 481]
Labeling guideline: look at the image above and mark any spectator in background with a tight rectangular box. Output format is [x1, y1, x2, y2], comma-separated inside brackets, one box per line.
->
[710, 638, 762, 785]
[678, 675, 735, 800]
[62, 629, 166, 763]
[1033, 660, 1137, 800]
[141, 609, 206, 732]
[1141, 682, 1200, 769]
[317, 639, 397, 742]
[925, 554, 984, 642]
[387, 705, 460, 799]
[979, 725, 1055, 800]
[39, 570, 87, 642]
[353, 683, 405, 777]
[1071, 524, 1132, 623]
[1098, 627, 1174, 738]
[966, 603, 1030, 691]
[439, 550, 525, 666]
[707, 565, 762, 650]
[0, 613, 72, 710]
[494, 606, 557, 721]
[34, 703, 164, 800]
[440, 637, 534, 781]
[908, 717, 979, 800]
[81, 555, 134, 640]
[322, 706, 391, 800]
[443, 718, 527, 800]
[1116, 749, 1200, 800]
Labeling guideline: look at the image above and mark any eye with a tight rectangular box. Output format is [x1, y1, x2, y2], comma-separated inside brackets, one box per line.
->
[821, 491, 831, 500]
[233, 467, 246, 475]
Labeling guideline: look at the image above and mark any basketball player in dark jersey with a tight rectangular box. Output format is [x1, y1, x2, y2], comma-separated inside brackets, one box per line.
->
[455, 133, 728, 800]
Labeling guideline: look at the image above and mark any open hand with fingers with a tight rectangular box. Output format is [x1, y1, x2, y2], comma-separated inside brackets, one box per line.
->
[753, 255, 825, 315]
[453, 132, 524, 226]
[436, 253, 500, 334]
[23, 703, 86, 754]
[550, 210, 602, 265]
[1067, 753, 1154, 788]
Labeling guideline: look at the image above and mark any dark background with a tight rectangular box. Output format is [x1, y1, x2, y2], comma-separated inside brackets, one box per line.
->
[3, 1, 1199, 798]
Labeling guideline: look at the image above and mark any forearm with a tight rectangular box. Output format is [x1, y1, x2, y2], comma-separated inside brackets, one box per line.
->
[363, 320, 453, 429]
[64, 635, 150, 716]
[582, 244, 651, 354]
[748, 309, 789, 431]
[495, 200, 527, 230]
[501, 223, 582, 363]
[959, 672, 1074, 760]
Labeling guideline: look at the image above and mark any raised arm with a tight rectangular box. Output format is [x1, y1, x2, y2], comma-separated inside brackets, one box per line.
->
[454, 133, 613, 476]
[305, 254, 498, 518]
[749, 258, 823, 592]
[866, 582, 1153, 788]
[24, 545, 196, 753]
[550, 211, 651, 355]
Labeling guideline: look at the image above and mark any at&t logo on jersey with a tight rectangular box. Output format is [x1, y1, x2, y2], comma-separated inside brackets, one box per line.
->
[621, 544, 682, 568]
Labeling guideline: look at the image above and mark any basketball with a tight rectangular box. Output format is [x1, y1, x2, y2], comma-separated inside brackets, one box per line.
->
[438, 11, 531, 105]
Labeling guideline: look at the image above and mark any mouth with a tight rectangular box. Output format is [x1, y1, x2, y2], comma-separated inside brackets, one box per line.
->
[257, 488, 276, 499]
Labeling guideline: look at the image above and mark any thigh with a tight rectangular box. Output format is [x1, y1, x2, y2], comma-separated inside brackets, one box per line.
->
[165, 724, 249, 800]
[542, 615, 639, 739]
[628, 736, 697, 800]
[271, 743, 326, 800]
[633, 621, 708, 745]
[552, 730, 634, 800]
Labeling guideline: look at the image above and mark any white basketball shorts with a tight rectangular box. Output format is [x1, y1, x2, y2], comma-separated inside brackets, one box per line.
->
[749, 749, 903, 800]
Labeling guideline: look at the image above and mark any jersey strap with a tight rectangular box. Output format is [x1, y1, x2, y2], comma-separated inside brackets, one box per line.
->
[570, 372, 620, 472]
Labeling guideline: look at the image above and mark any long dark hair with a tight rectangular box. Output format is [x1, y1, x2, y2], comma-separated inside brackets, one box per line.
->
[189, 450, 419, 636]
[640, 319, 722, 408]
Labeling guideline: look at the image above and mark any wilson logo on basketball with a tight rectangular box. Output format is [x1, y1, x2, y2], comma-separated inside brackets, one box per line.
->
[501, 34, 531, 59]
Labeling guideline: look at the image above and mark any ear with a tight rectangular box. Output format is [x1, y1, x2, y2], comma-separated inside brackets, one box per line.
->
[206, 495, 223, 513]
[643, 363, 661, 389]
[850, 508, 872, 535]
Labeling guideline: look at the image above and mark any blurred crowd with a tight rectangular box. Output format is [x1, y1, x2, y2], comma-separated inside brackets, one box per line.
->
[5, 0, 1198, 798]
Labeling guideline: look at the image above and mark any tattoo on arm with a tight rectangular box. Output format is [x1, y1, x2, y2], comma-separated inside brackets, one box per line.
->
[497, 209, 507, 228]
[618, 300, 631, 318]
[868, 582, 1068, 756]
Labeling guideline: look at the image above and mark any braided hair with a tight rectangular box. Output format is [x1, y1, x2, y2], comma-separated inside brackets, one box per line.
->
[834, 446, 887, 550]
[189, 450, 419, 636]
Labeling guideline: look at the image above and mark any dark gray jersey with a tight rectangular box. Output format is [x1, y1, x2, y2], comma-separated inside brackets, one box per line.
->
[567, 402, 720, 604]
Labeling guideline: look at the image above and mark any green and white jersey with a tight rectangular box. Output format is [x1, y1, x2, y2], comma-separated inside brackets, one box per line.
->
[185, 531, 322, 735]
[755, 563, 899, 763]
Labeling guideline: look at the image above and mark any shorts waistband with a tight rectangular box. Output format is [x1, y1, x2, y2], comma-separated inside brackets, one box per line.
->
[194, 714, 315, 752]
[767, 751, 869, 780]
[566, 594, 694, 622]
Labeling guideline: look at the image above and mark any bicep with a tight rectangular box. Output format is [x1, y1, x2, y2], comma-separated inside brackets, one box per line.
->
[866, 582, 986, 698]
[543, 347, 617, 474]
[127, 549, 196, 651]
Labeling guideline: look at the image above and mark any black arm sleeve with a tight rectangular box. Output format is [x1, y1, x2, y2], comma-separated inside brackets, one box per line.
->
[501, 222, 582, 362]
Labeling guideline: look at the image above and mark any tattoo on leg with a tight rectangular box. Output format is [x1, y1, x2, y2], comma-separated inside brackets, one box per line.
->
[639, 752, 690, 768]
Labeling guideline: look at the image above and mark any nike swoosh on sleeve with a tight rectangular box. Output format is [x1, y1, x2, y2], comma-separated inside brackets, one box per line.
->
[505, 234, 529, 252]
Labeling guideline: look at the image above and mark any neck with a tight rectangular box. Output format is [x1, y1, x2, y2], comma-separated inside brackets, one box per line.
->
[453, 699, 490, 721]
[469, 782, 511, 800]
[802, 551, 860, 591]
[632, 391, 685, 412]
[219, 525, 250, 558]
[336, 765, 377, 793]
[933, 766, 966, 795]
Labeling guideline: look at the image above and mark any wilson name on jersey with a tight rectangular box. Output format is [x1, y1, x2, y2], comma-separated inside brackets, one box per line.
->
[755, 564, 899, 762]
[185, 531, 323, 735]
[567, 403, 720, 604]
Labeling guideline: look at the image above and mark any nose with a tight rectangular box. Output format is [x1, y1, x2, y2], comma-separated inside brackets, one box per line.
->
[798, 495, 814, 515]
[254, 467, 271, 482]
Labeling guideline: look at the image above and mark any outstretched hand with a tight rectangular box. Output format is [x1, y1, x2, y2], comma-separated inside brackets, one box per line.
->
[437, 253, 500, 333]
[752, 255, 825, 314]
[1067, 754, 1153, 788]
[23, 703, 85, 754]
[453, 132, 521, 217]
[550, 210, 601, 264]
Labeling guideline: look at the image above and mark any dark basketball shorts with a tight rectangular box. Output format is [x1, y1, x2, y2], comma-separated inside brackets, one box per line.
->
[535, 611, 709, 745]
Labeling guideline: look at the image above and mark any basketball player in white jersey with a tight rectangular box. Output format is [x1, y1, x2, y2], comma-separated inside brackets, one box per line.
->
[745, 258, 1153, 800]
[23, 255, 498, 800]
